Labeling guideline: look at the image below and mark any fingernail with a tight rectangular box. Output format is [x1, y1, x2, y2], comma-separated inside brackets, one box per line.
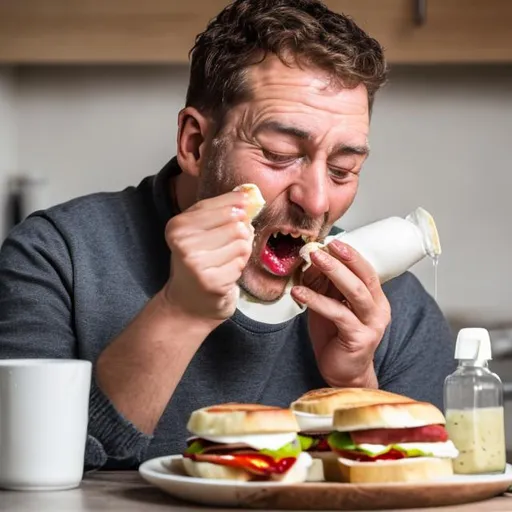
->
[330, 240, 351, 260]
[231, 207, 246, 218]
[312, 249, 329, 264]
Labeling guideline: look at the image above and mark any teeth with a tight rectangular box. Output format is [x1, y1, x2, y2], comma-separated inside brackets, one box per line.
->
[270, 231, 310, 241]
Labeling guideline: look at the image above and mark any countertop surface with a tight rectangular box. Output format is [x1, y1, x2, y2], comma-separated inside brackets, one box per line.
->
[0, 471, 510, 512]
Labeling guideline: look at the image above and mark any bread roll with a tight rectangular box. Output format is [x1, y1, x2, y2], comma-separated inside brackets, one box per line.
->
[337, 456, 453, 484]
[187, 403, 299, 436]
[291, 387, 415, 416]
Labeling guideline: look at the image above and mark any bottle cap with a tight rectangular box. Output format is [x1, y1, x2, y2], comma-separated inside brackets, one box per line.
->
[454, 328, 492, 361]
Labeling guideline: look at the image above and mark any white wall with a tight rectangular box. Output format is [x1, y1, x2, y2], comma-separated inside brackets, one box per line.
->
[343, 66, 512, 326]
[0, 68, 18, 240]
[10, 65, 512, 325]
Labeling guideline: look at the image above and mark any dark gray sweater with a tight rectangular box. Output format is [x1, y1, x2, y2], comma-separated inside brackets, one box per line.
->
[0, 160, 456, 470]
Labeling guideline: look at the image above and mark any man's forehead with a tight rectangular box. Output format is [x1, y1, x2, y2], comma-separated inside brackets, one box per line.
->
[245, 55, 369, 117]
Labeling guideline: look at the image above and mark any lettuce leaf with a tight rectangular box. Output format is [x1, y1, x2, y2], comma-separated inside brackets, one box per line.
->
[184, 438, 301, 459]
[327, 432, 356, 451]
[259, 439, 301, 459]
[185, 440, 204, 455]
[297, 435, 315, 451]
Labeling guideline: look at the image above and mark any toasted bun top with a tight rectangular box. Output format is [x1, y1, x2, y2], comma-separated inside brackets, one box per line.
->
[333, 401, 446, 431]
[187, 403, 300, 436]
[291, 387, 415, 416]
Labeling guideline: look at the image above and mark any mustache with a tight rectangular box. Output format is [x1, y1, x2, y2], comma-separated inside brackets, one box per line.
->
[253, 202, 328, 235]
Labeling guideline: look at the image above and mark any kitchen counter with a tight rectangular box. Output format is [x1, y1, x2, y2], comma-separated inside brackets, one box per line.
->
[0, 471, 510, 512]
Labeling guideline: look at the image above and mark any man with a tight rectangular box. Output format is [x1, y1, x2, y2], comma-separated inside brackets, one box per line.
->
[0, 0, 454, 470]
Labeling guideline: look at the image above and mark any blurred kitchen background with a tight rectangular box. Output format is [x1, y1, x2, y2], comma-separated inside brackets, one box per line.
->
[1, 1, 512, 446]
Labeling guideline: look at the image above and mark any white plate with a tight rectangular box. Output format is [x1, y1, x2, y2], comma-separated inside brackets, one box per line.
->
[139, 455, 512, 510]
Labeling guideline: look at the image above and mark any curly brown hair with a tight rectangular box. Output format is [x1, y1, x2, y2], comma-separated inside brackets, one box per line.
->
[186, 0, 387, 122]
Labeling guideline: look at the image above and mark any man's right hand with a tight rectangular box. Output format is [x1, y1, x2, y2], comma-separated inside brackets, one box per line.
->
[163, 190, 254, 326]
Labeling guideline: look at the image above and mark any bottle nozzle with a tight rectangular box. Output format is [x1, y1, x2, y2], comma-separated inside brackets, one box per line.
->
[454, 328, 492, 361]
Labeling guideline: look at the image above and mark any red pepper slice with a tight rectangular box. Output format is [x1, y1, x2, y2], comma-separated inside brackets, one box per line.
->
[335, 448, 406, 462]
[184, 452, 297, 476]
[314, 437, 331, 452]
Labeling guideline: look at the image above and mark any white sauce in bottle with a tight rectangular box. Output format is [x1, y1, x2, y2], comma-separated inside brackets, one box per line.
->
[445, 407, 506, 474]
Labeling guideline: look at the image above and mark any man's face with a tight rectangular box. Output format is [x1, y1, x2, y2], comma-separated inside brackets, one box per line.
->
[197, 56, 370, 302]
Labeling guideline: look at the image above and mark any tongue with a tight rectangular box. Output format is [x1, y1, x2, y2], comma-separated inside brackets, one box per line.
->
[262, 236, 303, 277]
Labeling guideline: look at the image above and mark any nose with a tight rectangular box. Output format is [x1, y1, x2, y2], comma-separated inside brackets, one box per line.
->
[288, 160, 329, 218]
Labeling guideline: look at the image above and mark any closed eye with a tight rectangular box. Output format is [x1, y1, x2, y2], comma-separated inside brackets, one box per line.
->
[262, 149, 298, 165]
[329, 167, 356, 183]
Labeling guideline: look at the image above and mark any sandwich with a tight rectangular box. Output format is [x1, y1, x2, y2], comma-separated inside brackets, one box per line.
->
[182, 403, 313, 482]
[291, 387, 414, 481]
[330, 399, 459, 483]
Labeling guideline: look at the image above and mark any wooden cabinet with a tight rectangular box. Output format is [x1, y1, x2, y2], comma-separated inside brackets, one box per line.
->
[0, 0, 511, 64]
[326, 0, 512, 63]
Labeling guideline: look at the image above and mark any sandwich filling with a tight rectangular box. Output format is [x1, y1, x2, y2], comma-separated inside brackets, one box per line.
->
[298, 432, 332, 452]
[328, 425, 459, 461]
[183, 434, 304, 477]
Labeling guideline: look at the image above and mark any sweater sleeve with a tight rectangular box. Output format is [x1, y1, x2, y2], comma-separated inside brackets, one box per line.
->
[0, 215, 152, 469]
[376, 272, 457, 411]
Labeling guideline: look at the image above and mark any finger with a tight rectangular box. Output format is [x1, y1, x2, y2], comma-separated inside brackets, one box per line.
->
[188, 239, 252, 271]
[176, 203, 249, 233]
[326, 240, 385, 302]
[291, 285, 361, 334]
[192, 190, 249, 212]
[180, 220, 253, 253]
[309, 248, 375, 323]
[301, 266, 330, 296]
[200, 260, 247, 296]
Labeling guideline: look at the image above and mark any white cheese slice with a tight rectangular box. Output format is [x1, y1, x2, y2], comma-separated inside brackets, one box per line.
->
[292, 411, 332, 432]
[357, 440, 459, 459]
[200, 432, 297, 451]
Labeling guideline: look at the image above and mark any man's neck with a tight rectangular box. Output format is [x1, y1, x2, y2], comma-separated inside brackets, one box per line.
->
[172, 172, 198, 214]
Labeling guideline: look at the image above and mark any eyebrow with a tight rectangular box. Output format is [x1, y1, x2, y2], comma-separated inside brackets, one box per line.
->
[253, 121, 312, 141]
[332, 143, 370, 157]
[254, 121, 370, 157]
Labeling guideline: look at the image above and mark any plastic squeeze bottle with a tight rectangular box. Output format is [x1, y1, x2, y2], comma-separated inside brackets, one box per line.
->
[444, 328, 507, 474]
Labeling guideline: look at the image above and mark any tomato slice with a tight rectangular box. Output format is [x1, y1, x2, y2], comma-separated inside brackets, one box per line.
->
[350, 425, 448, 445]
[184, 453, 297, 476]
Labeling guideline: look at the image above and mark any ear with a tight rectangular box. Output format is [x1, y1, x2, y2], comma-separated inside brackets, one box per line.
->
[176, 107, 211, 178]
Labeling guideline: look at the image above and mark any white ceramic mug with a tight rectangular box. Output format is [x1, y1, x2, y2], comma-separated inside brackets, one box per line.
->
[0, 359, 92, 491]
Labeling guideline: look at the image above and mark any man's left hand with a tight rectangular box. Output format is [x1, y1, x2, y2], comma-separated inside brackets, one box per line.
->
[291, 240, 391, 389]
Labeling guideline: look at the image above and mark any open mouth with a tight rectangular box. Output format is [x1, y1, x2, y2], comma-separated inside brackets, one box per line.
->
[260, 231, 310, 277]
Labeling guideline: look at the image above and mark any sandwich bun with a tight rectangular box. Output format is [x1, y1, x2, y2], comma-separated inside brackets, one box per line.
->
[291, 387, 415, 417]
[333, 400, 446, 432]
[337, 456, 454, 484]
[187, 403, 299, 436]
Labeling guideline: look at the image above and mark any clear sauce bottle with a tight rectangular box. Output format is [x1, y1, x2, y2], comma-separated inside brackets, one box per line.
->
[444, 328, 506, 474]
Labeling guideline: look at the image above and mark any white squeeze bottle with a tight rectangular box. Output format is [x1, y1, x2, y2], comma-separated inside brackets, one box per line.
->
[444, 328, 507, 474]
